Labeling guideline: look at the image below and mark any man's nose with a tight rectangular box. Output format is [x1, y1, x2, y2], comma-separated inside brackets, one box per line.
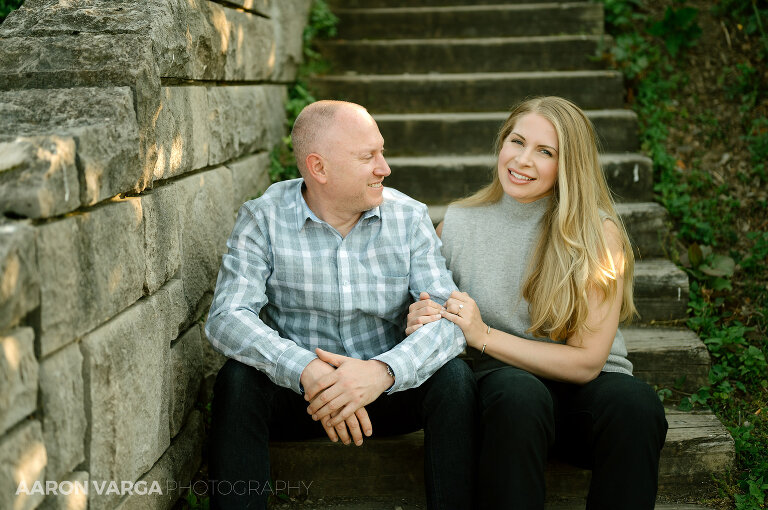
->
[375, 153, 391, 176]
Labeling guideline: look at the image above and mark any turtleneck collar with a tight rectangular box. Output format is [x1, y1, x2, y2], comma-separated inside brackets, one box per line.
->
[496, 192, 552, 220]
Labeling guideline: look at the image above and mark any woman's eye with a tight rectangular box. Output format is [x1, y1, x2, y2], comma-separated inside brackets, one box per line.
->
[540, 149, 553, 157]
[510, 138, 523, 146]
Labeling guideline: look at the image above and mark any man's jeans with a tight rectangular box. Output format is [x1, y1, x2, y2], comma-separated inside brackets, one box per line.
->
[208, 357, 478, 510]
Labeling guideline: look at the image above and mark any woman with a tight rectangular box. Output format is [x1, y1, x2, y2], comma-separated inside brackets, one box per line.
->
[407, 97, 668, 509]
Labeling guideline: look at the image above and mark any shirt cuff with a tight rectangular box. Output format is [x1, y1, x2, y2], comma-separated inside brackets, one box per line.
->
[274, 344, 318, 394]
[372, 351, 416, 394]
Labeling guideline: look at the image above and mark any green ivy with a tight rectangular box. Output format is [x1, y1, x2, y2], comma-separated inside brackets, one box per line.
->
[268, 0, 338, 185]
[0, 0, 24, 22]
[597, 0, 768, 507]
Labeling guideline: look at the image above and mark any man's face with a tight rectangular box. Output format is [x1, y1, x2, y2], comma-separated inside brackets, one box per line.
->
[321, 108, 392, 214]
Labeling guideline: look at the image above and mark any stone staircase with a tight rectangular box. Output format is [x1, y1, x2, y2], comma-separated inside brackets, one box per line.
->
[268, 1, 735, 507]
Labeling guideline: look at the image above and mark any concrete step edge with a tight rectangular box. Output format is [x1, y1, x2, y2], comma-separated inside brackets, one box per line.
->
[387, 153, 650, 166]
[313, 70, 623, 81]
[321, 34, 611, 46]
[374, 109, 636, 122]
[333, 2, 598, 14]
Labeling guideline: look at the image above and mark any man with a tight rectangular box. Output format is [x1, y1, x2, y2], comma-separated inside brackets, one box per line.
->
[205, 100, 477, 510]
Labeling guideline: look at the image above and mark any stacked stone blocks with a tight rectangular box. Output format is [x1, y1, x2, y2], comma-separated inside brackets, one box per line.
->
[0, 1, 311, 509]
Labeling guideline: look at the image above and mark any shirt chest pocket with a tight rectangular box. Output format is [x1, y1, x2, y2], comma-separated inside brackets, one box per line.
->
[350, 261, 411, 322]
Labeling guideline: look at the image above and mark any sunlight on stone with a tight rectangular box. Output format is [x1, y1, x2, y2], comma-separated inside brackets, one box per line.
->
[152, 102, 164, 130]
[211, 9, 231, 53]
[84, 166, 103, 205]
[60, 490, 87, 510]
[108, 265, 123, 294]
[2, 334, 21, 372]
[1, 254, 19, 302]
[170, 134, 184, 173]
[14, 441, 47, 510]
[268, 42, 276, 71]
[154, 145, 166, 180]
[242, 0, 254, 8]
[127, 196, 143, 223]
[236, 25, 245, 69]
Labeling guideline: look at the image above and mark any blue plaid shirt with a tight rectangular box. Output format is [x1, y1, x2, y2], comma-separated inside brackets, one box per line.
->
[205, 178, 465, 394]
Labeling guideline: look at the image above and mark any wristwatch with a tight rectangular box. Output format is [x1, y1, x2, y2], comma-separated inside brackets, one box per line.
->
[384, 363, 395, 380]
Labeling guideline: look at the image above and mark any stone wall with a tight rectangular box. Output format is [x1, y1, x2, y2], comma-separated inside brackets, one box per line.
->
[0, 1, 312, 509]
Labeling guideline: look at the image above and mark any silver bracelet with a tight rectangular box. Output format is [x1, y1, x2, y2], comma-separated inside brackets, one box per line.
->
[480, 324, 491, 357]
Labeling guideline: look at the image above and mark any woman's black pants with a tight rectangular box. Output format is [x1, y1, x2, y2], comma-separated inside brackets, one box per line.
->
[476, 367, 668, 510]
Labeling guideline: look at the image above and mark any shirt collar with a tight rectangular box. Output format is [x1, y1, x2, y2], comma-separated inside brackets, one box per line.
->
[295, 179, 382, 232]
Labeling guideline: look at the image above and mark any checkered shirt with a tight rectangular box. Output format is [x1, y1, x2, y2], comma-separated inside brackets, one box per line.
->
[205, 178, 465, 394]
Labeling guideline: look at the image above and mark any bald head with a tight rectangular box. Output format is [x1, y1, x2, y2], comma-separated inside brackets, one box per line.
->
[291, 100, 370, 175]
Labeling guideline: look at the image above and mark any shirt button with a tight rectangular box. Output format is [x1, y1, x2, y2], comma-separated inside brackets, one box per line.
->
[343, 281, 350, 287]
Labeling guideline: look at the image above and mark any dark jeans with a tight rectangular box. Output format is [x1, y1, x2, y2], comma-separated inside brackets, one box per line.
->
[209, 357, 478, 510]
[476, 367, 668, 510]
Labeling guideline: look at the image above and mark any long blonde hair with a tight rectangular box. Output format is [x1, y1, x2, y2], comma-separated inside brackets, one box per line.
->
[456, 96, 637, 341]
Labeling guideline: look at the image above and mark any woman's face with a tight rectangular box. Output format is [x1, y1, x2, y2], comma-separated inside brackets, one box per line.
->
[496, 113, 559, 203]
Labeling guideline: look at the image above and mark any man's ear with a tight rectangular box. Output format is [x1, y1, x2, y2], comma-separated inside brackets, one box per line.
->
[304, 153, 328, 184]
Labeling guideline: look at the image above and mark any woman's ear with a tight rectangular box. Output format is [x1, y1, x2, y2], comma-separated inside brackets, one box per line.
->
[304, 153, 328, 185]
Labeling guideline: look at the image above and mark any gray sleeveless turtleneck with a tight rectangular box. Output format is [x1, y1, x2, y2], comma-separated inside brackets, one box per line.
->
[440, 194, 633, 375]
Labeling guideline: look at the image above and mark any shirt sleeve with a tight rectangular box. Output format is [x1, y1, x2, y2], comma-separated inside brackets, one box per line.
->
[204, 204, 317, 393]
[373, 206, 466, 392]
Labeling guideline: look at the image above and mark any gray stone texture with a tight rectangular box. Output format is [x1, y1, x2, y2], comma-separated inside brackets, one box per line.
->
[82, 279, 186, 510]
[170, 326, 203, 438]
[154, 87, 209, 181]
[0, 221, 39, 333]
[269, 0, 312, 81]
[39, 343, 87, 482]
[141, 184, 182, 295]
[176, 167, 235, 323]
[35, 199, 145, 356]
[38, 471, 89, 510]
[0, 420, 47, 510]
[114, 411, 204, 510]
[0, 136, 80, 219]
[152, 0, 275, 81]
[207, 85, 286, 167]
[200, 324, 228, 403]
[0, 328, 38, 435]
[226, 152, 271, 211]
[0, 87, 142, 206]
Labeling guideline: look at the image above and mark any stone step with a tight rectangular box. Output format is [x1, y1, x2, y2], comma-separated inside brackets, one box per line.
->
[634, 259, 689, 323]
[624, 327, 710, 395]
[616, 202, 671, 259]
[328, 0, 558, 7]
[332, 3, 604, 39]
[272, 498, 718, 509]
[374, 110, 639, 156]
[319, 35, 609, 74]
[310, 71, 625, 113]
[426, 201, 669, 259]
[384, 153, 653, 205]
[270, 408, 733, 503]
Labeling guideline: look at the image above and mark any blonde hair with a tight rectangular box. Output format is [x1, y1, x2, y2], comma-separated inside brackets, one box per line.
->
[456, 96, 637, 341]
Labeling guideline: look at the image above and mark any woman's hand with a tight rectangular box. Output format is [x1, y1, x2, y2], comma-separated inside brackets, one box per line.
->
[405, 292, 443, 335]
[440, 290, 489, 349]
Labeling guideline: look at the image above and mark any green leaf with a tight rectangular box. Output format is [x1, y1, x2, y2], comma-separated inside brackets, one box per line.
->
[688, 243, 704, 267]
